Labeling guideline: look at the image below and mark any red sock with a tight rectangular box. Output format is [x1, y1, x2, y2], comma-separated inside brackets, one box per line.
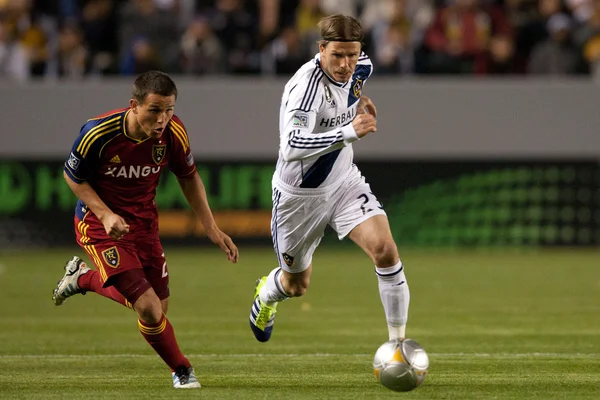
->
[138, 315, 190, 370]
[78, 270, 132, 309]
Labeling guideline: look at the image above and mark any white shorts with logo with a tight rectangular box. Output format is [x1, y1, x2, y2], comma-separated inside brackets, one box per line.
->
[272, 168, 387, 273]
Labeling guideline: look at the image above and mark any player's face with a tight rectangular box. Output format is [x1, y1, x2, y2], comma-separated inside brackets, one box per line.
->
[130, 93, 176, 139]
[319, 41, 361, 83]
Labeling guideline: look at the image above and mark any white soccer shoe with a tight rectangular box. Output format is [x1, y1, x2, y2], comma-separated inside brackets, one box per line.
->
[172, 366, 201, 388]
[52, 256, 90, 306]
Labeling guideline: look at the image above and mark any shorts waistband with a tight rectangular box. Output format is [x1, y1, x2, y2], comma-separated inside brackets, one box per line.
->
[273, 175, 345, 197]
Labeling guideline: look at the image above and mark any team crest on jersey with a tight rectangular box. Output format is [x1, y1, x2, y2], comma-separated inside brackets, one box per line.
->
[292, 113, 308, 128]
[102, 247, 120, 268]
[152, 144, 166, 164]
[352, 78, 363, 98]
[324, 85, 336, 108]
[281, 252, 295, 267]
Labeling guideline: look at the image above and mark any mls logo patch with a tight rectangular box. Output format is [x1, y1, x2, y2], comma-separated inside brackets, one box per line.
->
[292, 113, 308, 128]
[152, 144, 167, 165]
[185, 153, 194, 166]
[102, 246, 120, 268]
[352, 78, 363, 98]
[67, 152, 81, 170]
[281, 252, 295, 268]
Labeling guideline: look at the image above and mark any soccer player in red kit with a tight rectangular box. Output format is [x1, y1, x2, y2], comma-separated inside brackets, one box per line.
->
[52, 70, 238, 388]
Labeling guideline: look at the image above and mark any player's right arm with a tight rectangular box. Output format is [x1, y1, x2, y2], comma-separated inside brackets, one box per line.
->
[63, 172, 130, 240]
[63, 120, 129, 240]
[280, 75, 376, 162]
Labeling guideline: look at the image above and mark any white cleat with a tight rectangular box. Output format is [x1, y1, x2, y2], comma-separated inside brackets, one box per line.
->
[172, 366, 201, 388]
[52, 256, 90, 306]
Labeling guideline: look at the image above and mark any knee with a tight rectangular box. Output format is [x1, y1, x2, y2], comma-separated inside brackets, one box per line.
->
[134, 291, 163, 324]
[283, 275, 310, 297]
[371, 240, 399, 267]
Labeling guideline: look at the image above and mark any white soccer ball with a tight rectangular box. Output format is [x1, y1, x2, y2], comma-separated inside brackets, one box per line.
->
[373, 338, 429, 392]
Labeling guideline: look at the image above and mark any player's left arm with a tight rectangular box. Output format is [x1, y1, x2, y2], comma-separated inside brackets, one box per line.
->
[357, 95, 377, 117]
[356, 55, 377, 117]
[169, 117, 239, 263]
[177, 174, 238, 263]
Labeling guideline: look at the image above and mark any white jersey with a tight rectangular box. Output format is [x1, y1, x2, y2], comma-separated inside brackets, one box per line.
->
[274, 52, 373, 194]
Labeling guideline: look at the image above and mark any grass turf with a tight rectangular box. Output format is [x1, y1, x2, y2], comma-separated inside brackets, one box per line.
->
[0, 247, 599, 399]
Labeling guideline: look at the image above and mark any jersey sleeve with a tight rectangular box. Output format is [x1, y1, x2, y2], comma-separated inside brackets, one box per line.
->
[280, 69, 358, 162]
[168, 117, 197, 179]
[64, 117, 121, 183]
[358, 52, 374, 82]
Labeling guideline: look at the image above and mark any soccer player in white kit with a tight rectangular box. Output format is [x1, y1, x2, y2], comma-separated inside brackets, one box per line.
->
[249, 14, 410, 344]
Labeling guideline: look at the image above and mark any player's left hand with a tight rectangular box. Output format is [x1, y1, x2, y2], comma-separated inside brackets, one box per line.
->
[357, 96, 377, 118]
[206, 227, 239, 263]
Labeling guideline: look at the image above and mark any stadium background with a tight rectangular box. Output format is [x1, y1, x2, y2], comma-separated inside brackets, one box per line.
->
[1, 1, 600, 399]
[1, 0, 600, 248]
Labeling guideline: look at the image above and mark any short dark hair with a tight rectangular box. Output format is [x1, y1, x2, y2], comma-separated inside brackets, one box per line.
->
[132, 70, 178, 103]
[317, 14, 364, 45]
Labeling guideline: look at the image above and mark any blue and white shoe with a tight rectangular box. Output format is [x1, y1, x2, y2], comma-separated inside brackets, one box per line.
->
[249, 277, 278, 342]
[172, 366, 201, 388]
[52, 256, 90, 306]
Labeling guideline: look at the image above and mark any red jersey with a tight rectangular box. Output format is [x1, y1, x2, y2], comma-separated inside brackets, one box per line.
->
[64, 108, 196, 222]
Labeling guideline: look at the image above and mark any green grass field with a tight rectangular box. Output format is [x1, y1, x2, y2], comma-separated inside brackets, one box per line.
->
[0, 246, 599, 399]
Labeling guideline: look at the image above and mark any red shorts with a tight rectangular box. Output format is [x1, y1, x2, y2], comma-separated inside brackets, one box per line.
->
[74, 214, 170, 299]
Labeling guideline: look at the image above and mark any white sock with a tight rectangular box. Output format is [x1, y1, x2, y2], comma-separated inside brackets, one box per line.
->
[375, 261, 410, 340]
[259, 267, 289, 307]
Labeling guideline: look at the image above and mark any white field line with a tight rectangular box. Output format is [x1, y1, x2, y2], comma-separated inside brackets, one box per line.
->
[1, 353, 600, 359]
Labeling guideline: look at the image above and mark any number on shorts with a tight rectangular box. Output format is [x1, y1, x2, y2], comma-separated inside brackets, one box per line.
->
[161, 253, 168, 278]
[358, 193, 383, 215]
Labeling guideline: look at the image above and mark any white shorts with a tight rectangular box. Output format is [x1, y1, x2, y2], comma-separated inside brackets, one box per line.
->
[271, 169, 386, 273]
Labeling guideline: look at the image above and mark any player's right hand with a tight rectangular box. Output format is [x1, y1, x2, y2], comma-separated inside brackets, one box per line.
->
[352, 114, 377, 138]
[101, 213, 130, 240]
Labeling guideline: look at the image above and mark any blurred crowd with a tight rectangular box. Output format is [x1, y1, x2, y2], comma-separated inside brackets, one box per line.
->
[1, 0, 599, 81]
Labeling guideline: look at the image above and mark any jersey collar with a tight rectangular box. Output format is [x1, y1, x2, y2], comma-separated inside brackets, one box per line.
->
[123, 109, 151, 144]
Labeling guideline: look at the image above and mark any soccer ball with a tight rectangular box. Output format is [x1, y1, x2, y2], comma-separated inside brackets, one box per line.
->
[373, 338, 429, 392]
